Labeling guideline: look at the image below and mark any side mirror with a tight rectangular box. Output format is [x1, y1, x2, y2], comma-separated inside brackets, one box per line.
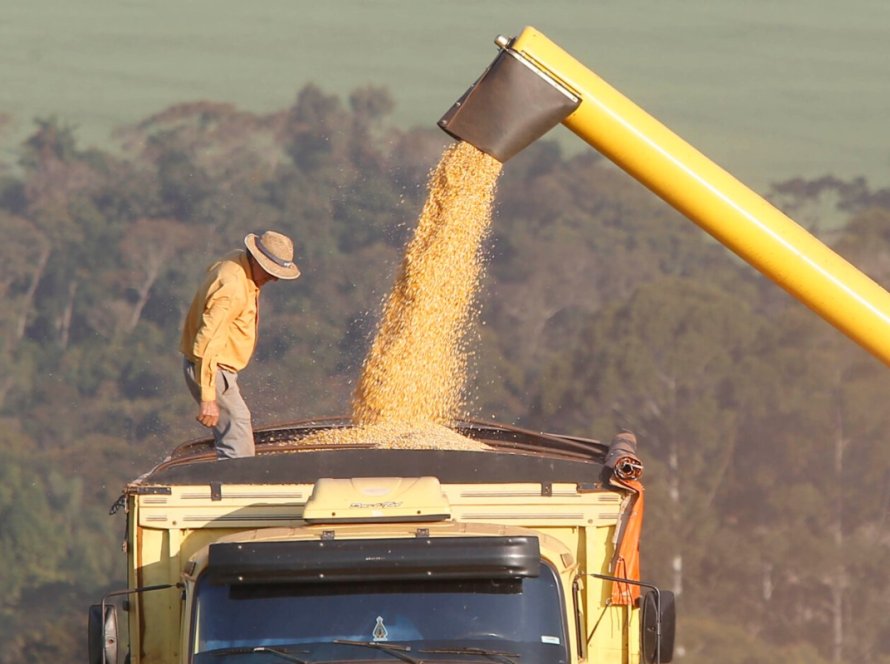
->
[641, 589, 675, 663]
[88, 603, 118, 664]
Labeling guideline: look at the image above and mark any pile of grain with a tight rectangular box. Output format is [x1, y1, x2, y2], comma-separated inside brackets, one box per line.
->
[294, 421, 490, 451]
[300, 141, 502, 451]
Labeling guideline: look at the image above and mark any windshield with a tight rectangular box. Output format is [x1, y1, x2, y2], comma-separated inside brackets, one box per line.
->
[191, 563, 567, 663]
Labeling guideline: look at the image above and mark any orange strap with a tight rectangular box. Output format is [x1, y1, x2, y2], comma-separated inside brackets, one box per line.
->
[610, 479, 644, 605]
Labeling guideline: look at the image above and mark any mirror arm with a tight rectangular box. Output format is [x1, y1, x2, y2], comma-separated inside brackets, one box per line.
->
[589, 573, 663, 664]
[99, 584, 183, 664]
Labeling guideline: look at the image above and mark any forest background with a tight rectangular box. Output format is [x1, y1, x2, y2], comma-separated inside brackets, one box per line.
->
[3, 1, 890, 663]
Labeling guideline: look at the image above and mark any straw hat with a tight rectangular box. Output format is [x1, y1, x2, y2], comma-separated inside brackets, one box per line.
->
[244, 231, 301, 280]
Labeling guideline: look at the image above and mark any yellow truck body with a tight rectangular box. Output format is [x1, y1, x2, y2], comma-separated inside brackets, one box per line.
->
[91, 422, 668, 664]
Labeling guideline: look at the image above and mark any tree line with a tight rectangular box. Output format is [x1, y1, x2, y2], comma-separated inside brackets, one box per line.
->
[2, 83, 890, 663]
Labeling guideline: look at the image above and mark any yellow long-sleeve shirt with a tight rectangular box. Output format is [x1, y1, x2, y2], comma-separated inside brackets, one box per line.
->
[180, 250, 260, 401]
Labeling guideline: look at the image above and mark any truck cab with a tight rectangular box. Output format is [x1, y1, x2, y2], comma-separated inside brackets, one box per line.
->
[89, 420, 673, 664]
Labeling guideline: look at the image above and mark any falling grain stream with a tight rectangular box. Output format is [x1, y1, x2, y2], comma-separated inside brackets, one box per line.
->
[303, 141, 502, 450]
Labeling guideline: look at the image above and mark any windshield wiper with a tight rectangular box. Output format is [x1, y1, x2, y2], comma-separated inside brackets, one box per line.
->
[419, 646, 519, 664]
[253, 647, 311, 664]
[200, 646, 310, 664]
[333, 640, 422, 664]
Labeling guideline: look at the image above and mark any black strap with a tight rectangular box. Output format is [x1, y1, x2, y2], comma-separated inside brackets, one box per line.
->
[254, 236, 294, 268]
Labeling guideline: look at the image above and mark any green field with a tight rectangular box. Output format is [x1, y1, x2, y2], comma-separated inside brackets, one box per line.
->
[2, 0, 888, 190]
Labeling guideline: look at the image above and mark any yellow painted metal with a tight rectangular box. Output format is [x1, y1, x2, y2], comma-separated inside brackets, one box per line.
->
[131, 527, 180, 664]
[511, 26, 890, 367]
[129, 482, 631, 663]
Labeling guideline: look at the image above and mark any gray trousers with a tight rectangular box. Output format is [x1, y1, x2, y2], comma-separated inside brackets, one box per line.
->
[182, 358, 255, 459]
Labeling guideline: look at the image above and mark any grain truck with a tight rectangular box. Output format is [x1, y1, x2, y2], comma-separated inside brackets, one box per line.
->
[89, 420, 672, 664]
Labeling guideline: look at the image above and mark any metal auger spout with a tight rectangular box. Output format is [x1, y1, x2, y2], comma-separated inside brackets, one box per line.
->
[438, 35, 580, 163]
[439, 26, 890, 368]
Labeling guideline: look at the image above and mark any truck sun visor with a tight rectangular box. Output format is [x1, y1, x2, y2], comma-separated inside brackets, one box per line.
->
[438, 46, 580, 163]
[206, 536, 541, 584]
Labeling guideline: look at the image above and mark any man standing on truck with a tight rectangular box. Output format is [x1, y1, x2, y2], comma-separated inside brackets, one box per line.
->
[180, 230, 301, 459]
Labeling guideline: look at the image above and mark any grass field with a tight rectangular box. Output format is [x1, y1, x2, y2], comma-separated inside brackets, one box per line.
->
[2, 0, 888, 190]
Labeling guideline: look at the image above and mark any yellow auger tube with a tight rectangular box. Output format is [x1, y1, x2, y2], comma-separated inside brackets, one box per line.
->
[514, 27, 890, 367]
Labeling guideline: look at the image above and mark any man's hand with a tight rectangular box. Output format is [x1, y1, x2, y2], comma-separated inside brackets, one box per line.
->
[197, 400, 220, 428]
